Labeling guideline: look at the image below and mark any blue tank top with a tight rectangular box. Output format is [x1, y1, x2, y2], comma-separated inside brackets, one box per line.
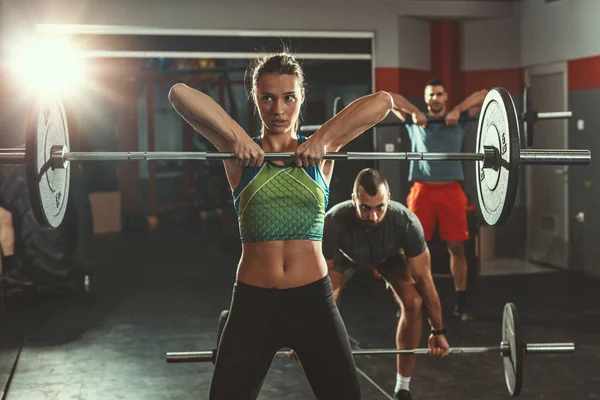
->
[231, 135, 330, 243]
[407, 112, 470, 182]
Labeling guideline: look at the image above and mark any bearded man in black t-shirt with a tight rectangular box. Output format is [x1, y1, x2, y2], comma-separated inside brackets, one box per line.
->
[323, 168, 449, 400]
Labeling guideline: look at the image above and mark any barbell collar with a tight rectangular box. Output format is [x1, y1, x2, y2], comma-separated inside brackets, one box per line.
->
[50, 145, 68, 169]
[535, 111, 573, 120]
[483, 146, 499, 170]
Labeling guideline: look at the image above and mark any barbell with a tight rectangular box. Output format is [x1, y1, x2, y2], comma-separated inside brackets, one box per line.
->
[301, 86, 573, 149]
[165, 303, 575, 397]
[0, 87, 590, 229]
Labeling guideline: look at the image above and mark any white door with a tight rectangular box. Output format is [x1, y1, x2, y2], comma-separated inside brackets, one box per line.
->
[526, 65, 569, 269]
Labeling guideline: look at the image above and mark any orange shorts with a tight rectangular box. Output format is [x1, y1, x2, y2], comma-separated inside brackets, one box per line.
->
[406, 181, 470, 242]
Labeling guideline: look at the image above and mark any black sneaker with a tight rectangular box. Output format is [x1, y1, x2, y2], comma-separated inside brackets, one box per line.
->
[453, 304, 475, 321]
[394, 389, 412, 400]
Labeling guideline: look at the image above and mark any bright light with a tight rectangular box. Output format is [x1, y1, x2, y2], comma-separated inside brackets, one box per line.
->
[6, 35, 85, 97]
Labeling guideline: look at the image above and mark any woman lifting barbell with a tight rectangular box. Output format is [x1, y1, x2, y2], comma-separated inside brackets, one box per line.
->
[167, 49, 450, 400]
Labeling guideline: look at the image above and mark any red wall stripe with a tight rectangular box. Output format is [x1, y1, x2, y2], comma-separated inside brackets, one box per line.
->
[398, 68, 435, 98]
[568, 55, 600, 90]
[375, 59, 600, 99]
[375, 67, 433, 98]
[376, 19, 525, 102]
[375, 67, 525, 100]
[431, 21, 462, 109]
[374, 67, 401, 93]
[462, 68, 525, 98]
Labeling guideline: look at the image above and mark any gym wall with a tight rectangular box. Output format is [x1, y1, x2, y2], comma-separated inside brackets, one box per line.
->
[521, 0, 600, 277]
[459, 0, 600, 276]
[520, 0, 600, 67]
[461, 14, 526, 260]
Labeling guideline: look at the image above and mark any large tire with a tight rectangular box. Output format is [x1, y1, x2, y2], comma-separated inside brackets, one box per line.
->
[0, 164, 76, 289]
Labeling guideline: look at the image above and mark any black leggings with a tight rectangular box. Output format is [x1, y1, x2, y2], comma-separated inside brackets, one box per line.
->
[209, 275, 361, 400]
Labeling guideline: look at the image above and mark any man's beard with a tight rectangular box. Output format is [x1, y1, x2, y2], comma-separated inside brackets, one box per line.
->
[429, 104, 443, 113]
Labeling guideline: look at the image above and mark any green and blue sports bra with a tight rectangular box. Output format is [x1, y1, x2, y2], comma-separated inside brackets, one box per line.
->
[231, 135, 330, 243]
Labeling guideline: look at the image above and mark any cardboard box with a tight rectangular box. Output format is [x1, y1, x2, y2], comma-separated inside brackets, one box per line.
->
[479, 226, 496, 262]
[90, 192, 121, 234]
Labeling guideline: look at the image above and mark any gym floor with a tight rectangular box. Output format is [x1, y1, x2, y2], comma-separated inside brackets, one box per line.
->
[0, 226, 598, 400]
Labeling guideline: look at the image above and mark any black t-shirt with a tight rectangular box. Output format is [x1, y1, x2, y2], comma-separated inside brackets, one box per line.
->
[322, 200, 427, 268]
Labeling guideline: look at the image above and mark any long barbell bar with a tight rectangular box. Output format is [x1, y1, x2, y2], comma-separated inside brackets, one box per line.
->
[59, 149, 589, 165]
[165, 341, 575, 363]
[0, 147, 589, 166]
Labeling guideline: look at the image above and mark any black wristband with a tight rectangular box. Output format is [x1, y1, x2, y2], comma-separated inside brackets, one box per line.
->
[431, 327, 447, 336]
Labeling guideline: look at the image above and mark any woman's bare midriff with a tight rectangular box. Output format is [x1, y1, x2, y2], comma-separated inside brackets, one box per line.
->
[236, 240, 328, 289]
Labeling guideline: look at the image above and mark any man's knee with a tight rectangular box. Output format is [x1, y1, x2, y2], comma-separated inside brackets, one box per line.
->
[447, 241, 464, 258]
[399, 291, 422, 317]
[0, 208, 13, 228]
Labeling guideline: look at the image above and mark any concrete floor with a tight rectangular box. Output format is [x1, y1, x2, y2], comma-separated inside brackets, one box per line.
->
[0, 227, 598, 399]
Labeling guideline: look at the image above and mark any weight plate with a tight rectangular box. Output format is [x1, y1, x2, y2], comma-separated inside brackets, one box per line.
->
[523, 86, 535, 148]
[25, 97, 70, 229]
[502, 302, 524, 396]
[475, 88, 521, 226]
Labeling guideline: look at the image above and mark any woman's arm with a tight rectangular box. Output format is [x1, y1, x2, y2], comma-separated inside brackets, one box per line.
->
[168, 83, 264, 189]
[312, 91, 394, 153]
[387, 92, 425, 121]
[168, 83, 248, 151]
[295, 91, 394, 183]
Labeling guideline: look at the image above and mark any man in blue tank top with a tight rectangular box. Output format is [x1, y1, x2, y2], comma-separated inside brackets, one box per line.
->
[389, 79, 488, 321]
